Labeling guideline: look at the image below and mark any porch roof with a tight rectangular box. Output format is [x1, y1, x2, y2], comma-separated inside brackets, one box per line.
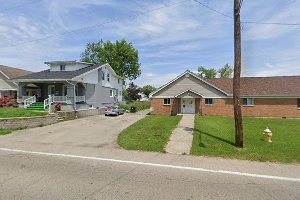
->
[174, 89, 203, 98]
[11, 64, 101, 82]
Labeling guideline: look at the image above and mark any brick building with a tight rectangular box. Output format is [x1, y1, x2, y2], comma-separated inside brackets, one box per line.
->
[150, 71, 300, 118]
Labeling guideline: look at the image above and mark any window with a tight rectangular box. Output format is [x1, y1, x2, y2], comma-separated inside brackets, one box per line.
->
[297, 98, 300, 108]
[118, 79, 120, 84]
[102, 72, 105, 80]
[164, 98, 171, 105]
[107, 73, 110, 82]
[119, 91, 122, 96]
[110, 90, 113, 97]
[243, 98, 254, 106]
[205, 98, 213, 105]
[60, 65, 65, 71]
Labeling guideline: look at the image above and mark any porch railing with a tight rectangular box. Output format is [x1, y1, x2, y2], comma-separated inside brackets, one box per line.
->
[75, 96, 85, 103]
[53, 96, 67, 102]
[24, 96, 36, 108]
[44, 95, 53, 110]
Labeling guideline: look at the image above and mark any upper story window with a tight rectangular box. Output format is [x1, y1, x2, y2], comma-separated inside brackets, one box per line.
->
[110, 90, 113, 97]
[164, 98, 171, 105]
[60, 65, 66, 71]
[243, 98, 254, 106]
[118, 79, 120, 84]
[107, 73, 110, 82]
[205, 98, 213, 105]
[102, 72, 105, 80]
[297, 98, 300, 108]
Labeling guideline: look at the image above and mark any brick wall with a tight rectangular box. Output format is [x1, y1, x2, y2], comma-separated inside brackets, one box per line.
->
[0, 114, 58, 129]
[152, 98, 300, 118]
[203, 98, 300, 118]
[151, 98, 179, 116]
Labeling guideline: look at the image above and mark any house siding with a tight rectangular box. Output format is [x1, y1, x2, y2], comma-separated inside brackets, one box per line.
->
[153, 75, 226, 98]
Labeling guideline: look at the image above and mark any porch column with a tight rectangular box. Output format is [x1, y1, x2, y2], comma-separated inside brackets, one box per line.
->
[65, 82, 76, 110]
[17, 82, 25, 103]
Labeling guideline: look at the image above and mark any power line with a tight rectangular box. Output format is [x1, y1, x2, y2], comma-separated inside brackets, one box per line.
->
[193, 0, 300, 26]
[0, 0, 41, 13]
[0, 0, 191, 48]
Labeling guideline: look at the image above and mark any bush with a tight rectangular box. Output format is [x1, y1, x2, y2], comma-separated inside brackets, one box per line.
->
[118, 101, 150, 112]
[0, 96, 18, 108]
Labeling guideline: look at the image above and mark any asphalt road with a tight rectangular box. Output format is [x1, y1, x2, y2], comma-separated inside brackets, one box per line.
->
[0, 112, 299, 200]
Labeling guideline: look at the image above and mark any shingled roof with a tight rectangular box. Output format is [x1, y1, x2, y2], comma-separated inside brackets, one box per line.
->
[0, 65, 32, 79]
[206, 76, 300, 97]
[13, 64, 101, 80]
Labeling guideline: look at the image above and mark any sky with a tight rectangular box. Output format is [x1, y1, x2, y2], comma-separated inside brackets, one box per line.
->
[0, 0, 300, 87]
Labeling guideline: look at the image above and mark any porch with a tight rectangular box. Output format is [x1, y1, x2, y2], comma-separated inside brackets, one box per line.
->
[17, 81, 87, 109]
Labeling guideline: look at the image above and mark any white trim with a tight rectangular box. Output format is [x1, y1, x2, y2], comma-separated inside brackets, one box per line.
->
[163, 98, 171, 105]
[174, 89, 204, 98]
[44, 60, 93, 65]
[0, 70, 18, 86]
[150, 71, 229, 97]
[0, 89, 17, 91]
[71, 63, 122, 81]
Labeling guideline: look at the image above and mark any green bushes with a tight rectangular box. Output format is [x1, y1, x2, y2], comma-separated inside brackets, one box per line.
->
[118, 101, 150, 112]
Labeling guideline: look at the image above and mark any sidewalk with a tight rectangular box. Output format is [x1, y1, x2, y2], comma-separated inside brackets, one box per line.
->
[165, 114, 194, 154]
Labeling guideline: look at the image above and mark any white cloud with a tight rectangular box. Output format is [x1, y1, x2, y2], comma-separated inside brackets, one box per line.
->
[135, 72, 179, 87]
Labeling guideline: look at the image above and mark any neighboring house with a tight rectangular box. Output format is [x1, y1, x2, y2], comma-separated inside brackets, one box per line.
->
[12, 61, 123, 110]
[139, 93, 149, 102]
[150, 71, 300, 118]
[0, 65, 32, 98]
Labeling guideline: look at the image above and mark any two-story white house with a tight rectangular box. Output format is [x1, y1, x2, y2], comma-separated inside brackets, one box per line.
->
[12, 61, 123, 110]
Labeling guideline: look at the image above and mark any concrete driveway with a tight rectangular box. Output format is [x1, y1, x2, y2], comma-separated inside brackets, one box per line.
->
[0, 111, 148, 151]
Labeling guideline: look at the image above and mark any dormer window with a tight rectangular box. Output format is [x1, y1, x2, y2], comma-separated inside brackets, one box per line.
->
[107, 73, 110, 82]
[60, 65, 65, 71]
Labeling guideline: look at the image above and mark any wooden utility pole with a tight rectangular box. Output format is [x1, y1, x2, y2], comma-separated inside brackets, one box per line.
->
[233, 0, 243, 147]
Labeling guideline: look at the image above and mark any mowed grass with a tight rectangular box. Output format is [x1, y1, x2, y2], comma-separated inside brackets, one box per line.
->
[192, 116, 300, 163]
[0, 128, 24, 136]
[118, 115, 182, 152]
[0, 108, 47, 118]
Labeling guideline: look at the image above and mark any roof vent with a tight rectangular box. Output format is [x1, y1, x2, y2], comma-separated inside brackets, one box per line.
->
[185, 74, 190, 78]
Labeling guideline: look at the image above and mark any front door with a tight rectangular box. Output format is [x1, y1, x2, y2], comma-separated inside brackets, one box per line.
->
[181, 98, 195, 114]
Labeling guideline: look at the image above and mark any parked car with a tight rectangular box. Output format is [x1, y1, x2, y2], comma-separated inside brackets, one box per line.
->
[104, 106, 125, 116]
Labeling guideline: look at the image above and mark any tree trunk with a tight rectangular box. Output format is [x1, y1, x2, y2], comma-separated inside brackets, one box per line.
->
[233, 0, 243, 148]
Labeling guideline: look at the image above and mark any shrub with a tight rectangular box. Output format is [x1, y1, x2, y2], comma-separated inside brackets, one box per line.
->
[54, 102, 62, 111]
[118, 101, 150, 112]
[0, 96, 18, 108]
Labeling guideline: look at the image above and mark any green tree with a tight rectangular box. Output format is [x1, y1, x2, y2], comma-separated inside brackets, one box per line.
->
[122, 88, 129, 101]
[197, 66, 217, 78]
[218, 63, 234, 78]
[81, 39, 141, 80]
[139, 85, 156, 97]
[127, 82, 140, 101]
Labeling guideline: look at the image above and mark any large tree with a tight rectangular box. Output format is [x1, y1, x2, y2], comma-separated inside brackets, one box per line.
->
[140, 85, 156, 97]
[126, 82, 140, 102]
[218, 63, 234, 78]
[197, 66, 217, 78]
[81, 39, 141, 80]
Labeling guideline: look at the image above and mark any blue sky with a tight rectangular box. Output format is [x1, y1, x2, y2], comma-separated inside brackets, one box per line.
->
[0, 0, 300, 87]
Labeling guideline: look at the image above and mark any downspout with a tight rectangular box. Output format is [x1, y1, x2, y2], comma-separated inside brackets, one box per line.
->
[66, 80, 76, 110]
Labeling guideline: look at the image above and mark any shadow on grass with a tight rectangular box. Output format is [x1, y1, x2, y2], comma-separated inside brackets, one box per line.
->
[194, 128, 235, 147]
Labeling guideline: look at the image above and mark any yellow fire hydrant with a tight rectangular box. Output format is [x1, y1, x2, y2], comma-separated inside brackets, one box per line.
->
[263, 128, 272, 143]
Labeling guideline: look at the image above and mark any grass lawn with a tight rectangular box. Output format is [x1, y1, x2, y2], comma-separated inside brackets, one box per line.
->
[118, 115, 182, 152]
[192, 116, 300, 163]
[0, 108, 47, 118]
[0, 128, 22, 136]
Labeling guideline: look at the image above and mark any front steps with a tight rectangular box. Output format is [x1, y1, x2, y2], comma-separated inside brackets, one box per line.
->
[26, 102, 45, 111]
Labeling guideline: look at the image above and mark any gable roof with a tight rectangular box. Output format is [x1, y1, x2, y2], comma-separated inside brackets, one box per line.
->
[150, 71, 229, 97]
[206, 76, 300, 97]
[174, 89, 204, 98]
[0, 65, 32, 79]
[12, 63, 121, 81]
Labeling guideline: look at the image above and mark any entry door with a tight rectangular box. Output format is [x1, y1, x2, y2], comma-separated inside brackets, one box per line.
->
[181, 98, 195, 114]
